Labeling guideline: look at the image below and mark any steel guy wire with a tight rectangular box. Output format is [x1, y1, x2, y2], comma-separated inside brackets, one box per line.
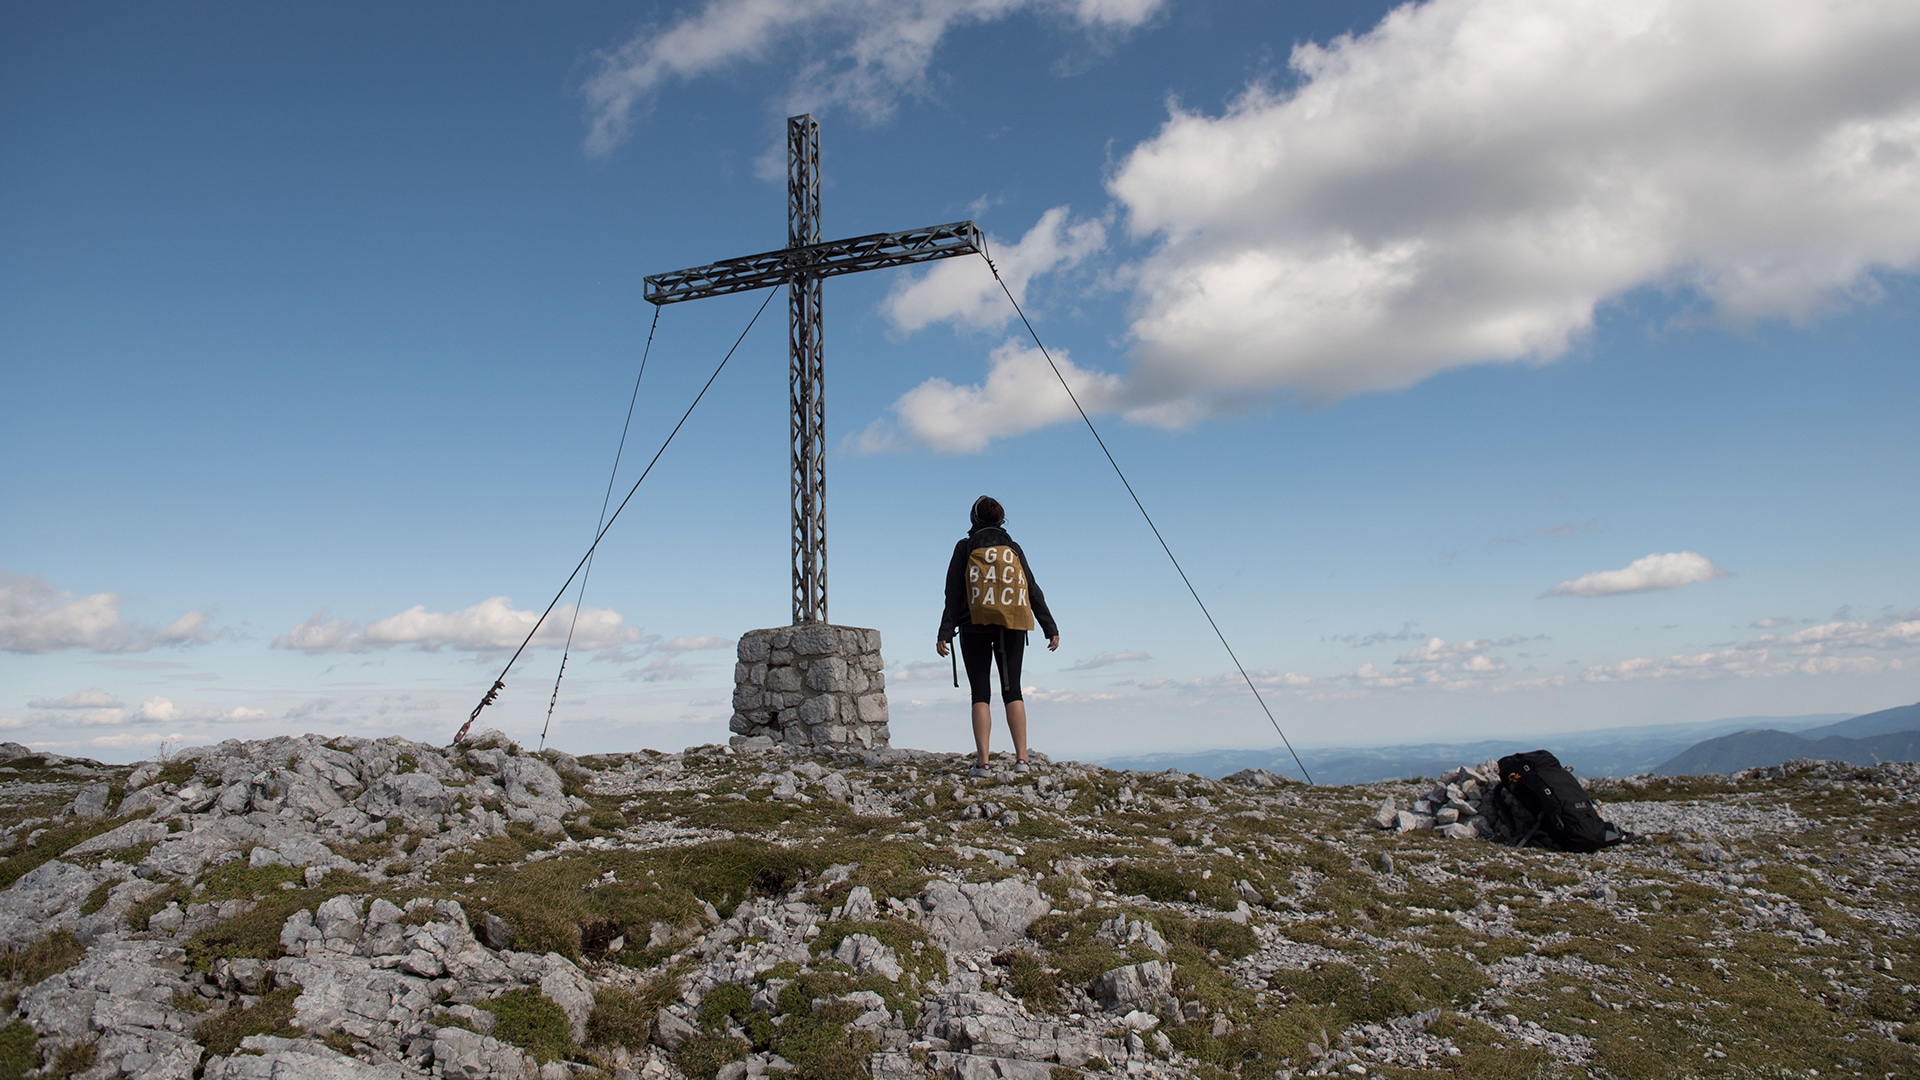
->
[455, 286, 778, 744]
[540, 305, 663, 751]
[976, 245, 1315, 785]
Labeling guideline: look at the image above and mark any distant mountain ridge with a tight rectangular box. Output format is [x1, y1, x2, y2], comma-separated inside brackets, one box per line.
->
[1095, 713, 1855, 783]
[1654, 701, 1920, 775]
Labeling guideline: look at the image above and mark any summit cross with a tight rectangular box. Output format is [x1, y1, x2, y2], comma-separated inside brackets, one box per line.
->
[644, 114, 981, 625]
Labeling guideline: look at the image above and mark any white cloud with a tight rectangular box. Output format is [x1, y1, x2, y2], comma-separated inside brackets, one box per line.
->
[25, 689, 123, 710]
[273, 612, 363, 653]
[855, 339, 1123, 452]
[1328, 622, 1423, 647]
[1505, 607, 1920, 688]
[625, 655, 696, 683]
[89, 731, 188, 750]
[274, 598, 645, 655]
[661, 636, 734, 653]
[1544, 551, 1726, 598]
[12, 696, 271, 729]
[581, 0, 1166, 156]
[1066, 650, 1150, 671]
[889, 660, 954, 683]
[0, 572, 216, 654]
[1021, 686, 1130, 704]
[1114, 605, 1917, 702]
[608, 635, 735, 681]
[1099, 0, 1920, 413]
[133, 696, 267, 724]
[133, 696, 182, 723]
[884, 207, 1106, 333]
[1765, 615, 1920, 652]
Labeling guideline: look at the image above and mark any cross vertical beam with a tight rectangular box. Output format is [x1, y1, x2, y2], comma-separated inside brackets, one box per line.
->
[787, 115, 827, 624]
[643, 116, 982, 626]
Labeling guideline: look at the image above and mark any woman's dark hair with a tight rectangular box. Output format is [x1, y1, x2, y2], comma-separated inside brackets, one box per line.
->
[969, 495, 1005, 529]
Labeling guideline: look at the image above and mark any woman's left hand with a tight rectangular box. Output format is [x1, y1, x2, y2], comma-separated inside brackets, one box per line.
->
[1047, 635, 1060, 652]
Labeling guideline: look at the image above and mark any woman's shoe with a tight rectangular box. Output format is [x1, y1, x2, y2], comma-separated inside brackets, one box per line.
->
[1013, 759, 1031, 774]
[968, 764, 992, 779]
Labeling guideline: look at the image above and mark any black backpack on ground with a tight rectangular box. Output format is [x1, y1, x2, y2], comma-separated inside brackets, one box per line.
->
[1486, 750, 1627, 853]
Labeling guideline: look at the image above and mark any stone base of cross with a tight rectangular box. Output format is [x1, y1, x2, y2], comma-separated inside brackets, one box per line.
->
[728, 623, 890, 750]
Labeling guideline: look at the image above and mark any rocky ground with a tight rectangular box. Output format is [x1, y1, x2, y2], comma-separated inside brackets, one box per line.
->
[0, 732, 1913, 1080]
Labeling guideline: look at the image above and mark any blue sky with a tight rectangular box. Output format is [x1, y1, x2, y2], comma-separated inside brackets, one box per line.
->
[4, 0, 1917, 763]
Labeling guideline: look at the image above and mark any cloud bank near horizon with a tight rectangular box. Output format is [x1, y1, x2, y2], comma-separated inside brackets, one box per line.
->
[273, 597, 647, 655]
[0, 572, 217, 655]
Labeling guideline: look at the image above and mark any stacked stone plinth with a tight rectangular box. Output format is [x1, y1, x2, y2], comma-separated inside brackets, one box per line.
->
[729, 624, 890, 750]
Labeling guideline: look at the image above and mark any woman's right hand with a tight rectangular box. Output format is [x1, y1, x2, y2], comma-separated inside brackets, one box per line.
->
[936, 637, 950, 658]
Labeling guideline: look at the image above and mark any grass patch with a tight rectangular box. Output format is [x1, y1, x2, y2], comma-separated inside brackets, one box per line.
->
[39, 1037, 96, 1080]
[198, 857, 304, 903]
[586, 986, 654, 1051]
[182, 871, 370, 970]
[682, 797, 797, 834]
[197, 986, 301, 1056]
[458, 857, 701, 962]
[1105, 861, 1241, 912]
[446, 835, 847, 963]
[679, 972, 886, 1080]
[1026, 910, 1132, 995]
[768, 974, 881, 1080]
[1157, 911, 1258, 960]
[0, 1020, 35, 1078]
[0, 931, 85, 988]
[325, 837, 391, 864]
[0, 815, 137, 890]
[1005, 950, 1058, 1013]
[477, 987, 575, 1064]
[674, 1032, 751, 1080]
[153, 761, 197, 787]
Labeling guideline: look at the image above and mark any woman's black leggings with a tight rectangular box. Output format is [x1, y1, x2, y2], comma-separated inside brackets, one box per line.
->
[959, 627, 1025, 705]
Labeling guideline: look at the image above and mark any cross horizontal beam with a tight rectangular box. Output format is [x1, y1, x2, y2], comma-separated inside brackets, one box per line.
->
[644, 220, 982, 306]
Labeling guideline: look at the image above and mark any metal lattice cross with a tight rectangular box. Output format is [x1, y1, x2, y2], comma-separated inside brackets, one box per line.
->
[645, 115, 981, 625]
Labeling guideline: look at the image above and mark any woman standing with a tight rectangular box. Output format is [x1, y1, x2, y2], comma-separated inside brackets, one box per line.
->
[937, 496, 1060, 777]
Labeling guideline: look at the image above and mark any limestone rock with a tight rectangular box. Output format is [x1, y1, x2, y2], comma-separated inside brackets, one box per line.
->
[65, 818, 172, 857]
[363, 770, 451, 828]
[1091, 961, 1175, 1013]
[537, 952, 595, 1044]
[1095, 914, 1168, 956]
[70, 782, 113, 819]
[434, 1025, 538, 1080]
[832, 932, 904, 981]
[838, 884, 877, 922]
[203, 1035, 411, 1079]
[653, 1007, 698, 1049]
[0, 859, 97, 946]
[19, 939, 204, 1078]
[918, 878, 1051, 952]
